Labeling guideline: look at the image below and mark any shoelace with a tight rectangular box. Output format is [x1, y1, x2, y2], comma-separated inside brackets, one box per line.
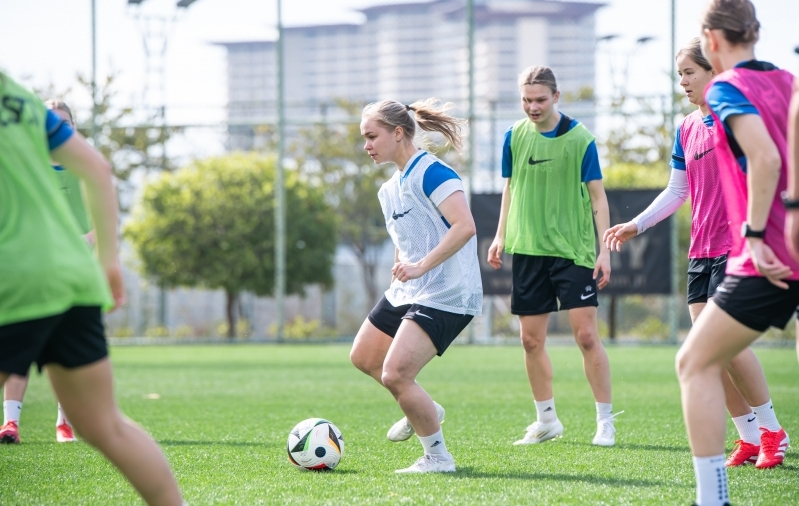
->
[598, 411, 624, 437]
[760, 431, 782, 454]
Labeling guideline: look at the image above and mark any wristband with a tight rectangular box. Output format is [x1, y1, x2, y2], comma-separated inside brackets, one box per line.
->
[781, 191, 799, 209]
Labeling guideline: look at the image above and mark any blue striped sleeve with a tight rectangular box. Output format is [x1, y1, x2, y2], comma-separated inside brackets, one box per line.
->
[670, 125, 686, 170]
[46, 109, 74, 151]
[580, 141, 602, 182]
[423, 162, 462, 207]
[501, 127, 513, 178]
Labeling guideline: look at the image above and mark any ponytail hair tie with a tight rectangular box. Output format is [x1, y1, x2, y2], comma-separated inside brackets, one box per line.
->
[405, 104, 413, 111]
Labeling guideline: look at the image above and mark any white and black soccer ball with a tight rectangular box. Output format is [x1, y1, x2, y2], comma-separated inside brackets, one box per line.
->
[287, 418, 344, 471]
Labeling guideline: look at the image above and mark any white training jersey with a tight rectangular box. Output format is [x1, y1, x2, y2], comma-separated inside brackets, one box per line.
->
[377, 150, 483, 316]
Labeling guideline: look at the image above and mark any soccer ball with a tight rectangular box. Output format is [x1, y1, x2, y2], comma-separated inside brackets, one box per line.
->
[287, 418, 344, 471]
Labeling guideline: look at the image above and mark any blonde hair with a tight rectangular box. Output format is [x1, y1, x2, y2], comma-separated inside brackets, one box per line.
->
[362, 98, 465, 151]
[702, 0, 759, 45]
[677, 37, 713, 72]
[45, 99, 74, 125]
[518, 66, 558, 94]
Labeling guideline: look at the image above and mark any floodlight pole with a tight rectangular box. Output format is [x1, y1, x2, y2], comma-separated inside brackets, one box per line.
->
[90, 0, 98, 144]
[275, 0, 287, 342]
[467, 0, 476, 344]
[668, 0, 679, 345]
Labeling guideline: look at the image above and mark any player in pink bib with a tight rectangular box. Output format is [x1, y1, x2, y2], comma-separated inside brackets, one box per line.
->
[604, 37, 788, 472]
[675, 2, 798, 505]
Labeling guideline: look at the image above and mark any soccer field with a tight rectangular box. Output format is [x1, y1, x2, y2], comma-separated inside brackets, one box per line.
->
[1, 344, 797, 505]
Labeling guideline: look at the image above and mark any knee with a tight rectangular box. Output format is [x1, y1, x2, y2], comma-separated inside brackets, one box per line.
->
[73, 413, 126, 449]
[520, 330, 546, 354]
[574, 327, 599, 352]
[380, 368, 408, 395]
[350, 345, 376, 375]
[675, 347, 698, 383]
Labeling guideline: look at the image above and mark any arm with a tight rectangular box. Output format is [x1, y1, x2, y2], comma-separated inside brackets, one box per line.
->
[604, 169, 689, 251]
[728, 113, 792, 287]
[487, 178, 511, 270]
[587, 179, 611, 289]
[51, 132, 125, 309]
[787, 80, 799, 261]
[391, 247, 399, 284]
[392, 191, 476, 282]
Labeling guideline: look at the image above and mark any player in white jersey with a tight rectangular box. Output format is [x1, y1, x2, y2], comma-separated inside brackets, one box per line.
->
[350, 98, 483, 474]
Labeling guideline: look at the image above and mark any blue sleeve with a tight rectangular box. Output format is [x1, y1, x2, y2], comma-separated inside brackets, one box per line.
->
[501, 127, 513, 178]
[706, 82, 759, 126]
[45, 109, 74, 151]
[670, 125, 686, 170]
[422, 162, 461, 198]
[580, 141, 602, 182]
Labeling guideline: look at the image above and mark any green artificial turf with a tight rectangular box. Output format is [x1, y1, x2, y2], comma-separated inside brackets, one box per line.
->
[1, 344, 797, 505]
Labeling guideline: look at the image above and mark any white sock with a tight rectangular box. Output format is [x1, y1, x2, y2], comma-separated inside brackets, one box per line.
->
[596, 402, 612, 422]
[418, 429, 449, 457]
[752, 400, 781, 432]
[56, 403, 71, 427]
[693, 454, 729, 506]
[731, 412, 760, 445]
[3, 401, 22, 424]
[535, 398, 558, 424]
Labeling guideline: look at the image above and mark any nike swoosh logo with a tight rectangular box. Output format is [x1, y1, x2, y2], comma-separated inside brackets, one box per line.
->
[392, 208, 412, 220]
[528, 157, 553, 166]
[413, 310, 433, 320]
[693, 147, 715, 160]
[747, 417, 756, 423]
[580, 293, 596, 300]
[716, 286, 730, 293]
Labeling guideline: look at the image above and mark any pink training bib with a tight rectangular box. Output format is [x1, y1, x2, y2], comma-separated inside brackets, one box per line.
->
[680, 110, 733, 259]
[705, 67, 799, 279]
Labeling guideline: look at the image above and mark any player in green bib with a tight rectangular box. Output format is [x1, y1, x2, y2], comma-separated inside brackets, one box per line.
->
[2, 100, 96, 445]
[0, 72, 183, 505]
[487, 66, 619, 447]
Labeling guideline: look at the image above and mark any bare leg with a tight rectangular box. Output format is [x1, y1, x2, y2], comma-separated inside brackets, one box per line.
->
[4, 374, 29, 402]
[350, 318, 393, 384]
[381, 320, 439, 437]
[518, 314, 554, 401]
[0, 373, 8, 387]
[47, 359, 182, 506]
[676, 301, 762, 457]
[568, 307, 611, 403]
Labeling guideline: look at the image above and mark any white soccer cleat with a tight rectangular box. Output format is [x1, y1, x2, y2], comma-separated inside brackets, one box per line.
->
[592, 411, 624, 447]
[395, 453, 456, 474]
[387, 402, 445, 442]
[513, 419, 564, 445]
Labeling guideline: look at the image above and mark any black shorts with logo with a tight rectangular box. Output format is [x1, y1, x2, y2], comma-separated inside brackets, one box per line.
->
[511, 254, 599, 315]
[0, 306, 108, 376]
[367, 296, 473, 356]
[687, 254, 728, 305]
[713, 276, 799, 332]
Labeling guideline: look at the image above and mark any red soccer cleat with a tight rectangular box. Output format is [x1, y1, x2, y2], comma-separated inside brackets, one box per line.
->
[725, 439, 759, 467]
[0, 421, 20, 444]
[56, 422, 77, 443]
[756, 427, 789, 469]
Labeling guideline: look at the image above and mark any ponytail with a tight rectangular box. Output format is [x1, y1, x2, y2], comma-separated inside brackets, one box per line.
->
[362, 98, 466, 152]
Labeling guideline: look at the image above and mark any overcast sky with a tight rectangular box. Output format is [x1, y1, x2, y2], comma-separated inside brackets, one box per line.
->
[2, 0, 797, 128]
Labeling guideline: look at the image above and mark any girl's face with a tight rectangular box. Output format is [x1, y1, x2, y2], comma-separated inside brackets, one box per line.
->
[677, 53, 715, 107]
[520, 84, 559, 126]
[361, 116, 401, 165]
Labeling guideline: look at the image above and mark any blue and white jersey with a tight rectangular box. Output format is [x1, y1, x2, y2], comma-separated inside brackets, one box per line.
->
[378, 150, 483, 315]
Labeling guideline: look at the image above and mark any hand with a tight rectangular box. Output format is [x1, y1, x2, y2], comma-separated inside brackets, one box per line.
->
[787, 211, 799, 263]
[391, 262, 427, 283]
[83, 230, 96, 247]
[603, 222, 638, 252]
[748, 239, 792, 289]
[103, 261, 127, 312]
[593, 250, 611, 289]
[487, 237, 504, 270]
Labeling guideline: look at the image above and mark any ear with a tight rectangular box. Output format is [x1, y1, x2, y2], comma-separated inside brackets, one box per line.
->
[395, 126, 404, 142]
[703, 28, 719, 53]
[553, 90, 561, 104]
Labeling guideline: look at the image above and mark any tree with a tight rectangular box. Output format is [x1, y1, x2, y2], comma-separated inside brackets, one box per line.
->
[124, 153, 338, 338]
[291, 100, 394, 310]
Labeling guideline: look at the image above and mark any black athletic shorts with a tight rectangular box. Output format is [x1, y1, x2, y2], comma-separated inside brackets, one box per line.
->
[367, 296, 473, 356]
[0, 306, 108, 376]
[511, 254, 599, 315]
[713, 276, 799, 332]
[687, 254, 728, 305]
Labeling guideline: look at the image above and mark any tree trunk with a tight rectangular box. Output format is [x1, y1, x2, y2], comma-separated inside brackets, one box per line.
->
[226, 290, 238, 340]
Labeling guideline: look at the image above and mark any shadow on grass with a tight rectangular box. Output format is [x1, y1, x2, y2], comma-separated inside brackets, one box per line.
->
[558, 440, 690, 453]
[158, 439, 271, 448]
[452, 466, 671, 488]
